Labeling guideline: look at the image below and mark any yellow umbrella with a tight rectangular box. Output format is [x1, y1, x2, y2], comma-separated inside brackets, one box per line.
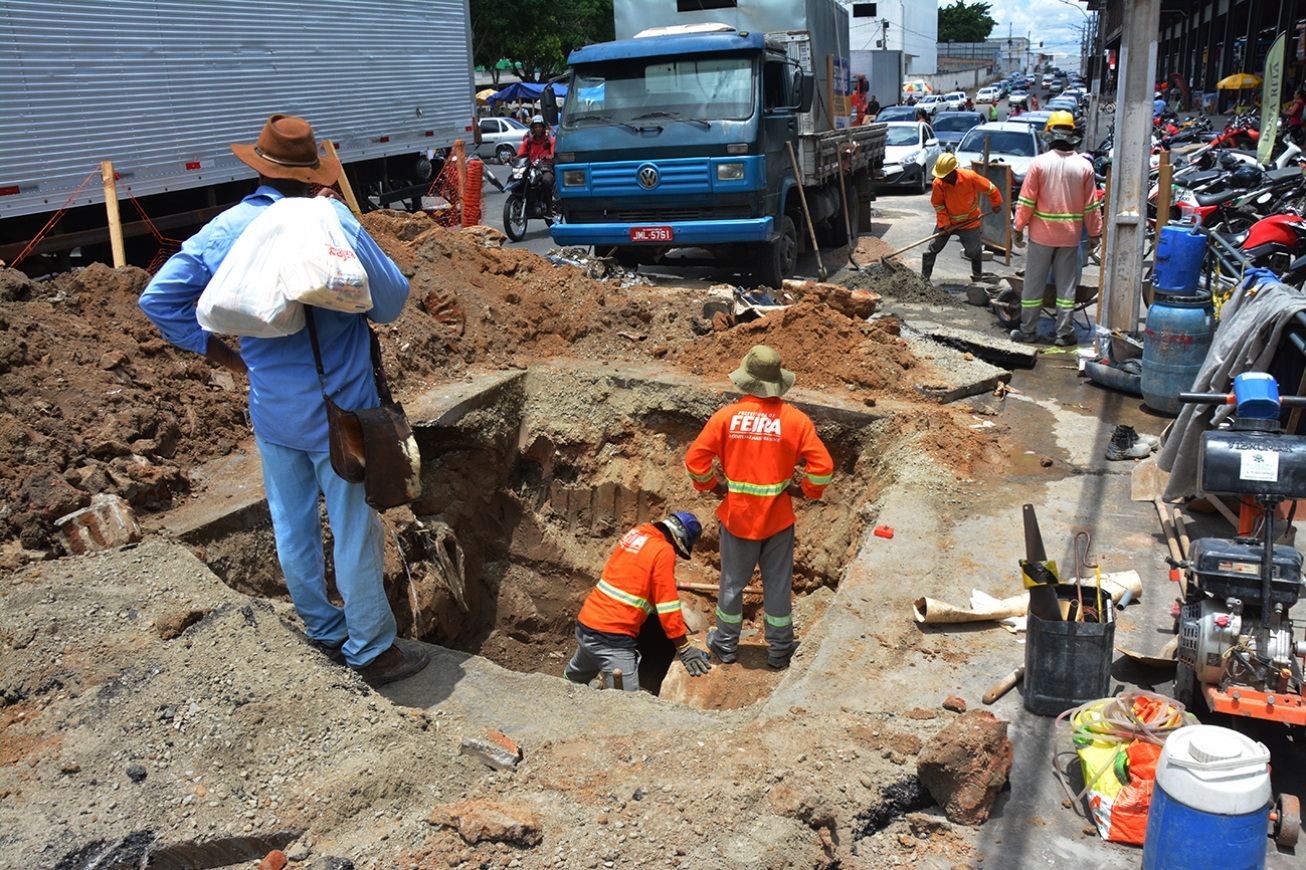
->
[476, 88, 497, 106]
[1217, 73, 1263, 90]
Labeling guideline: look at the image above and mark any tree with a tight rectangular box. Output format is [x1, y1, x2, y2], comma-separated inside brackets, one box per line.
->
[938, 0, 996, 43]
[470, 0, 614, 85]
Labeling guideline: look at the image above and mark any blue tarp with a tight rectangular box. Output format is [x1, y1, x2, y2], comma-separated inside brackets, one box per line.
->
[487, 82, 568, 105]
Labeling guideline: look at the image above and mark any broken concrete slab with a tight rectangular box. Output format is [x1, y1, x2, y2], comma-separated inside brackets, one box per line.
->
[913, 323, 1041, 370]
[459, 730, 522, 771]
[429, 800, 543, 846]
[901, 335, 1012, 404]
[56, 493, 142, 555]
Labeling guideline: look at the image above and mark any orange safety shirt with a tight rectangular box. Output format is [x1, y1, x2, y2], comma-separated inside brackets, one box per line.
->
[1013, 148, 1103, 248]
[576, 524, 688, 641]
[684, 396, 833, 540]
[931, 167, 1003, 230]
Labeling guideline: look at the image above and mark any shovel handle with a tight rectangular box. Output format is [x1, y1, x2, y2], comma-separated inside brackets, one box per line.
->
[982, 666, 1025, 705]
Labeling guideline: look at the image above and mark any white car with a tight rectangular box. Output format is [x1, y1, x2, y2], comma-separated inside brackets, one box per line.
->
[944, 91, 968, 111]
[1008, 90, 1029, 108]
[975, 87, 1000, 104]
[475, 116, 529, 163]
[952, 121, 1044, 198]
[878, 121, 942, 194]
[914, 94, 948, 116]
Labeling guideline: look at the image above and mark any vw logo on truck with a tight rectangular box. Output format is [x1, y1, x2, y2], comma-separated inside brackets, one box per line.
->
[637, 165, 660, 189]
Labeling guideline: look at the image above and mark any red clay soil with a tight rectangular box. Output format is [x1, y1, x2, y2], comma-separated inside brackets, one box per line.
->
[0, 210, 999, 561]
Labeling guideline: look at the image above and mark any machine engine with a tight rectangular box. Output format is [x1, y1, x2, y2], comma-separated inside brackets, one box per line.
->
[1178, 598, 1301, 694]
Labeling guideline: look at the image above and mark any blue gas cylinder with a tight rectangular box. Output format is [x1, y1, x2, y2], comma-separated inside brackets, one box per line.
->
[1153, 225, 1207, 296]
[1142, 725, 1271, 870]
[1141, 294, 1214, 414]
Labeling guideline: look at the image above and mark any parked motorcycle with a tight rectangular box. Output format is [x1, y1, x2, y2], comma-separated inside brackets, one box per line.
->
[502, 157, 560, 242]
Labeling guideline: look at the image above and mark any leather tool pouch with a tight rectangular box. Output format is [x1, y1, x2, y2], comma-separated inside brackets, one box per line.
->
[308, 309, 421, 509]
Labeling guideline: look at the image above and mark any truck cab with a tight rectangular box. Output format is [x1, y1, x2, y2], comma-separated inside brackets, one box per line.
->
[547, 23, 883, 288]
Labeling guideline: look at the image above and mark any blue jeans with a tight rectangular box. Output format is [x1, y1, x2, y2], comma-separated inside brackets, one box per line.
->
[257, 436, 394, 668]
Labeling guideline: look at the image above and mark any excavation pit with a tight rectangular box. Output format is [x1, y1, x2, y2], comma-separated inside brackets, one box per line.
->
[182, 363, 888, 709]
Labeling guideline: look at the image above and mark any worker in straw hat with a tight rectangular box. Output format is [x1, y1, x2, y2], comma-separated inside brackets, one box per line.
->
[138, 115, 428, 687]
[921, 151, 1003, 284]
[684, 346, 834, 670]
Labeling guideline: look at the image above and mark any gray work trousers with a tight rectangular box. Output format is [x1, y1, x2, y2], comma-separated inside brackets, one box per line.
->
[564, 624, 640, 691]
[920, 225, 983, 281]
[714, 523, 797, 664]
[1020, 240, 1080, 341]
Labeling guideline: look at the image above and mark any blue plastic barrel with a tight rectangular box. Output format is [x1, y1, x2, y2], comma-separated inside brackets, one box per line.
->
[1141, 295, 1214, 414]
[1142, 725, 1271, 870]
[1153, 225, 1207, 295]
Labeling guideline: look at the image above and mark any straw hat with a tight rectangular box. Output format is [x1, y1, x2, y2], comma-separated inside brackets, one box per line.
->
[230, 115, 340, 185]
[729, 345, 795, 398]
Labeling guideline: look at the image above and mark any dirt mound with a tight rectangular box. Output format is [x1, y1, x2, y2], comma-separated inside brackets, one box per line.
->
[830, 259, 964, 307]
[0, 264, 251, 555]
[674, 297, 920, 394]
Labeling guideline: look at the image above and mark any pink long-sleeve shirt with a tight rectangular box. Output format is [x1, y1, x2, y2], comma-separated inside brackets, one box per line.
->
[1013, 148, 1103, 248]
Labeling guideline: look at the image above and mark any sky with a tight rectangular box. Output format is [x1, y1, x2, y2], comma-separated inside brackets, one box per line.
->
[980, 0, 1096, 65]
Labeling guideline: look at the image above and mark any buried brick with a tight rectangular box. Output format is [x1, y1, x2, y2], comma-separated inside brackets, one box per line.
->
[429, 800, 542, 846]
[916, 709, 1013, 826]
[56, 494, 142, 555]
[459, 730, 522, 771]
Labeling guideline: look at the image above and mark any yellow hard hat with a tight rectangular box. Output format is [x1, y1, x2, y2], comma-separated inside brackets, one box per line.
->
[1045, 110, 1076, 131]
[933, 151, 958, 178]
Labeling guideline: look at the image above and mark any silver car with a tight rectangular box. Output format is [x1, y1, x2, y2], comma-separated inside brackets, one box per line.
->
[475, 116, 529, 163]
[878, 121, 942, 194]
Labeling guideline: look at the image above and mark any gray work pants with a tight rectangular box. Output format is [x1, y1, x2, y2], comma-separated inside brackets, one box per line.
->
[564, 624, 640, 691]
[714, 523, 797, 664]
[1020, 240, 1080, 341]
[920, 225, 983, 281]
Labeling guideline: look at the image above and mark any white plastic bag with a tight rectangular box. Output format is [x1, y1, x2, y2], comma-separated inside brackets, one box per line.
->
[197, 198, 371, 338]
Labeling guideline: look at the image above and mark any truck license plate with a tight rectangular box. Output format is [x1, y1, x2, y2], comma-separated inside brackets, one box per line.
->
[630, 225, 673, 242]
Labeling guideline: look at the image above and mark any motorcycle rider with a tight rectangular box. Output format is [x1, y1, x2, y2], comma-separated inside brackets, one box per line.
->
[518, 114, 556, 199]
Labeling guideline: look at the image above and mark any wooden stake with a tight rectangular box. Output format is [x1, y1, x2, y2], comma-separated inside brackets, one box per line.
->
[322, 140, 362, 215]
[100, 161, 125, 268]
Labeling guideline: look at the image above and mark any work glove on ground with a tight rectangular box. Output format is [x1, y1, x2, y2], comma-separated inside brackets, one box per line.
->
[677, 645, 712, 677]
[1012, 227, 1025, 248]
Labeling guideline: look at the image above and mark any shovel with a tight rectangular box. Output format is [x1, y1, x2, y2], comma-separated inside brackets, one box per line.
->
[880, 227, 950, 264]
[1131, 460, 1187, 597]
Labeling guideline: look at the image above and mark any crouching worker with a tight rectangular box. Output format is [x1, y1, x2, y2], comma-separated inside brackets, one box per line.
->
[564, 513, 712, 691]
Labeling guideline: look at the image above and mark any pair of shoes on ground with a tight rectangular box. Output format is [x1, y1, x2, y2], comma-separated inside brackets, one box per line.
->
[1105, 424, 1160, 461]
[355, 637, 431, 687]
[1008, 329, 1076, 347]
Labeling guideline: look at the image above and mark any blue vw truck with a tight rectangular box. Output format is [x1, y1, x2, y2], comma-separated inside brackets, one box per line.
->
[544, 0, 886, 288]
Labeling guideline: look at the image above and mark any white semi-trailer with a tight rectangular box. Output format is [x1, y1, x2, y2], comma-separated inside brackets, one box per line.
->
[0, 0, 475, 269]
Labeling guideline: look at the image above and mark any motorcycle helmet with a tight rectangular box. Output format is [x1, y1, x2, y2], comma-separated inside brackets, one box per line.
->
[1230, 164, 1262, 189]
[656, 512, 702, 559]
[530, 114, 545, 126]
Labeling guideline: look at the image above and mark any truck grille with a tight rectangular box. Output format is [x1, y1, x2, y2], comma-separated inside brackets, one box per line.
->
[566, 206, 753, 224]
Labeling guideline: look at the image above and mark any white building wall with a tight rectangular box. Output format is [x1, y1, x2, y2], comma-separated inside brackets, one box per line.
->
[846, 0, 938, 77]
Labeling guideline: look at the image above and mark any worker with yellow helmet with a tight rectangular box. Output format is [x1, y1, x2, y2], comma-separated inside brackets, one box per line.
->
[922, 151, 1004, 283]
[1010, 111, 1102, 346]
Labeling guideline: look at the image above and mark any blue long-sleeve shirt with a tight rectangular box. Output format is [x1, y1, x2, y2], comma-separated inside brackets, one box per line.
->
[138, 187, 410, 453]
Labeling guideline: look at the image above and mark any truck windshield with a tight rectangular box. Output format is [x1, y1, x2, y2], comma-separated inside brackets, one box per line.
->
[563, 55, 755, 127]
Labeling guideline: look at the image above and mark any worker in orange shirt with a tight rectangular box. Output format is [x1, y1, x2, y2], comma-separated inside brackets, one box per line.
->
[921, 152, 1004, 283]
[685, 346, 833, 671]
[564, 512, 712, 691]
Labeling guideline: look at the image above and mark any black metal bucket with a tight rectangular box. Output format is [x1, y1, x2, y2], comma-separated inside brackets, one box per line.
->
[1023, 586, 1115, 716]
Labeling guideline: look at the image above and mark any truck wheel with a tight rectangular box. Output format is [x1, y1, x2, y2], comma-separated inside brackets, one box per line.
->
[503, 196, 527, 242]
[496, 144, 515, 164]
[755, 216, 797, 289]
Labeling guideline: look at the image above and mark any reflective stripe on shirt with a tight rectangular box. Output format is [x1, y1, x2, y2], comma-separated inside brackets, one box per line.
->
[687, 468, 716, 483]
[597, 579, 651, 614]
[726, 476, 790, 497]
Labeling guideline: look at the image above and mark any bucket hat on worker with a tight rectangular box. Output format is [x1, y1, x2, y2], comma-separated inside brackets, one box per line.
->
[230, 114, 340, 186]
[729, 345, 795, 398]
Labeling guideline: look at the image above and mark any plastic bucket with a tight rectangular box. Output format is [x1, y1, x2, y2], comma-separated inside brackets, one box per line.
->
[1141, 725, 1271, 870]
[1153, 225, 1207, 296]
[1023, 586, 1115, 716]
[1141, 295, 1214, 415]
